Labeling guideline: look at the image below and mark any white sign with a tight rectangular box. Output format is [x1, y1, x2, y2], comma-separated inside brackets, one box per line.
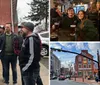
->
[70, 25, 76, 28]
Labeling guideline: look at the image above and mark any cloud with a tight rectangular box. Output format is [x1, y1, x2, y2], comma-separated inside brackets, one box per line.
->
[59, 42, 68, 47]
[54, 52, 76, 63]
[75, 43, 85, 50]
[61, 61, 74, 69]
[88, 43, 100, 55]
[59, 42, 86, 51]
[59, 43, 75, 50]
[66, 44, 73, 49]
[50, 43, 61, 49]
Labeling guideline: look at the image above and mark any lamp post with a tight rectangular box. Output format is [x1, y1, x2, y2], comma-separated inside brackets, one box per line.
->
[97, 50, 100, 81]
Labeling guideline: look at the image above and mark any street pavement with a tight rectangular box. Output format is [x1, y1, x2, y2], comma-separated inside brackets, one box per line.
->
[0, 58, 49, 85]
[71, 78, 100, 85]
[51, 79, 100, 85]
[51, 79, 89, 85]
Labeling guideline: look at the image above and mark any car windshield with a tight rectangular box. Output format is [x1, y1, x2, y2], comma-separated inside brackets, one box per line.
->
[40, 33, 49, 38]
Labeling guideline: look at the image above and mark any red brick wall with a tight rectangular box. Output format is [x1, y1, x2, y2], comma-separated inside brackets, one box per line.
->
[0, 0, 18, 33]
[0, 0, 11, 25]
[75, 50, 94, 76]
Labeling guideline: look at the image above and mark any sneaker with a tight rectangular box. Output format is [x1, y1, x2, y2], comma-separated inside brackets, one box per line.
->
[13, 83, 17, 85]
[4, 84, 9, 85]
[2, 78, 5, 83]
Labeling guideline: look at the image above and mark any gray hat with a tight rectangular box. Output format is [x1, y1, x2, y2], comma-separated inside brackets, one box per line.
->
[21, 22, 34, 32]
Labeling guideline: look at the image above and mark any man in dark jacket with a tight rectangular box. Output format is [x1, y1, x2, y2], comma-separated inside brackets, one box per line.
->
[0, 25, 5, 36]
[0, 23, 20, 85]
[0, 25, 5, 81]
[19, 22, 42, 85]
[59, 7, 79, 41]
[50, 4, 62, 26]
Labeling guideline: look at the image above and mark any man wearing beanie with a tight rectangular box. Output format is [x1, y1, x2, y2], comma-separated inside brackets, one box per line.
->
[19, 22, 42, 85]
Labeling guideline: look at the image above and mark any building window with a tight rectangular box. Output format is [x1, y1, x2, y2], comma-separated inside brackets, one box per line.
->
[51, 66, 53, 70]
[83, 58, 87, 61]
[78, 57, 82, 62]
[84, 64, 87, 68]
[88, 71, 92, 75]
[51, 61, 52, 65]
[78, 64, 81, 68]
[83, 58, 87, 64]
[88, 64, 91, 68]
[88, 59, 91, 64]
[78, 71, 82, 76]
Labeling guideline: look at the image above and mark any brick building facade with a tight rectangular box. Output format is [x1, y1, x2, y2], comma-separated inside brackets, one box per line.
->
[0, 0, 18, 32]
[75, 50, 94, 78]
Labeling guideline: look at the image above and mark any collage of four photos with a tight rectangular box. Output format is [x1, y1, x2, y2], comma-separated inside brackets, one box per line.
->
[0, 0, 100, 85]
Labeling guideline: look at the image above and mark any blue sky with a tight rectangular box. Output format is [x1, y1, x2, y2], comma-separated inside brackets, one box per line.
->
[50, 42, 100, 64]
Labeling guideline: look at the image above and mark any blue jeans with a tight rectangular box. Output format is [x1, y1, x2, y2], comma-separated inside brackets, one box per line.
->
[1, 57, 5, 80]
[20, 67, 24, 85]
[36, 75, 43, 85]
[22, 68, 40, 85]
[3, 55, 17, 84]
[20, 68, 43, 85]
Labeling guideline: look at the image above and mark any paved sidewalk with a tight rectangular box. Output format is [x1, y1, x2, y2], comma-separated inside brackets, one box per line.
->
[71, 78, 100, 85]
[0, 59, 49, 85]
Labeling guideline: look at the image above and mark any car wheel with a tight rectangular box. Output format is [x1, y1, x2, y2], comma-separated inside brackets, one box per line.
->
[41, 45, 48, 56]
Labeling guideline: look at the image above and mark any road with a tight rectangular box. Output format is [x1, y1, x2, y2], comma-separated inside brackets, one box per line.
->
[50, 79, 94, 85]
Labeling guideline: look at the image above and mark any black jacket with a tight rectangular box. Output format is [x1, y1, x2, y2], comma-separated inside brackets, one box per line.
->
[0, 33, 20, 57]
[19, 33, 41, 72]
[59, 15, 79, 30]
[76, 19, 99, 41]
[86, 10, 98, 28]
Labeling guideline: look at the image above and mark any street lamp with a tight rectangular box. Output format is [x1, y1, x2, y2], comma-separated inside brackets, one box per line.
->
[97, 50, 100, 81]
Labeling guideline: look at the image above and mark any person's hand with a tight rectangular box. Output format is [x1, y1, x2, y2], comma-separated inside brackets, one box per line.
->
[52, 25, 55, 30]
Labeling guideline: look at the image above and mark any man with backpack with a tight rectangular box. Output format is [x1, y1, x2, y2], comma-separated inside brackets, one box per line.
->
[19, 22, 42, 85]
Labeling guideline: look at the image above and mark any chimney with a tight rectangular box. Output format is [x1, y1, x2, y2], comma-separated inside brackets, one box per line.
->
[81, 50, 88, 53]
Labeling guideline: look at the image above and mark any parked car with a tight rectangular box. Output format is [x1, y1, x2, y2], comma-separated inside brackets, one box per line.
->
[66, 75, 71, 79]
[51, 76, 57, 80]
[38, 31, 49, 56]
[59, 75, 66, 80]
